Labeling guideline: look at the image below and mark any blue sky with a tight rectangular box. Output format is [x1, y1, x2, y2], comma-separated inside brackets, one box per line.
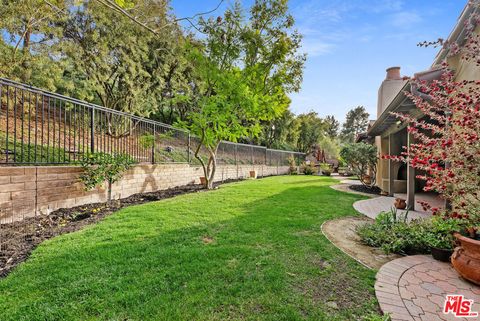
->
[171, 0, 466, 122]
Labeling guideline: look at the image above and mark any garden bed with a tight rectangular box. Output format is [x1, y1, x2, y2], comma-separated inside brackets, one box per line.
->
[0, 182, 227, 277]
[348, 184, 381, 195]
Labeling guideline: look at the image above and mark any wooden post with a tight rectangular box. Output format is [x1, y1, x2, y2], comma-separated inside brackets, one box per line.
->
[407, 132, 415, 210]
[388, 134, 395, 196]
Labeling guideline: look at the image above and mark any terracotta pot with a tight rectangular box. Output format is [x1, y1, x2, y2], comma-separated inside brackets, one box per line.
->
[249, 170, 257, 179]
[394, 198, 407, 210]
[363, 175, 371, 185]
[451, 232, 480, 285]
[199, 176, 207, 186]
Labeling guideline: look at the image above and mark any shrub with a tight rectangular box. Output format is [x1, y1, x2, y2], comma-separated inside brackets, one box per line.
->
[340, 143, 377, 188]
[357, 209, 429, 254]
[287, 156, 298, 175]
[301, 162, 315, 175]
[79, 152, 135, 202]
[320, 163, 332, 176]
[357, 209, 466, 254]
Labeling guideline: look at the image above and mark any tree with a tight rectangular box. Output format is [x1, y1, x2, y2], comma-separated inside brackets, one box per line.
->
[79, 152, 135, 202]
[341, 106, 369, 143]
[296, 111, 325, 153]
[181, 0, 305, 189]
[61, 0, 175, 117]
[0, 0, 67, 89]
[384, 35, 480, 225]
[324, 115, 340, 138]
[340, 143, 377, 188]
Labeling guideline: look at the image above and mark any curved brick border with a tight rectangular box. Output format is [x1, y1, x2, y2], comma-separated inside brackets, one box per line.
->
[376, 255, 480, 321]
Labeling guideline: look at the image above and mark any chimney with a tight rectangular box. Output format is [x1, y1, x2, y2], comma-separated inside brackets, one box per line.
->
[386, 66, 401, 80]
[377, 66, 406, 117]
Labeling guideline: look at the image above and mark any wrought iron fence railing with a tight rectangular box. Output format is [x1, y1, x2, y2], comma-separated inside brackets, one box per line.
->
[0, 77, 304, 166]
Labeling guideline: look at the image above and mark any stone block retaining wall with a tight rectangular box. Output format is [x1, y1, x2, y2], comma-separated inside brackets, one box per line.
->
[0, 164, 289, 222]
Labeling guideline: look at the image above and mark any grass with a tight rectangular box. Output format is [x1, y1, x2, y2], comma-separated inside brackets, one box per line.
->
[0, 131, 77, 164]
[0, 176, 382, 320]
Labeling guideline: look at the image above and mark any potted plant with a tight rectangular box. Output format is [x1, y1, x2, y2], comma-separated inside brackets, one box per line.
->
[452, 228, 480, 284]
[425, 234, 454, 262]
[393, 198, 406, 210]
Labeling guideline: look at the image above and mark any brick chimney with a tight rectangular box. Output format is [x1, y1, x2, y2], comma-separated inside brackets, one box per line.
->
[386, 66, 401, 80]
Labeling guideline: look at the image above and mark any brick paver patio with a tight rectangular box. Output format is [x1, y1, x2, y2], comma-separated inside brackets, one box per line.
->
[354, 196, 433, 221]
[376, 255, 480, 321]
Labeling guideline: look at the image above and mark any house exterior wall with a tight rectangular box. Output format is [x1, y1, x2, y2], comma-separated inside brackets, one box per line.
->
[0, 164, 290, 223]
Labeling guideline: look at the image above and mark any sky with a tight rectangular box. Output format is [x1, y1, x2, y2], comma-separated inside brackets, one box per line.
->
[170, 0, 467, 122]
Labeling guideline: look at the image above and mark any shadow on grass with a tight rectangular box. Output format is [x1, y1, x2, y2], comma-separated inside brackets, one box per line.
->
[0, 179, 378, 321]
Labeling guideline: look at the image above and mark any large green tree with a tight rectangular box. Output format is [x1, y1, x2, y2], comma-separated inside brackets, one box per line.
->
[340, 106, 370, 143]
[324, 115, 340, 138]
[181, 0, 305, 189]
[0, 0, 67, 89]
[295, 111, 325, 153]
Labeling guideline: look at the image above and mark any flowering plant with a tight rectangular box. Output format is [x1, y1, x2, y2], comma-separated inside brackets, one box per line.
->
[383, 8, 480, 235]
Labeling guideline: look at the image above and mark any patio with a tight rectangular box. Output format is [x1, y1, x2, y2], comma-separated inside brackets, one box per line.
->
[353, 192, 444, 221]
[376, 255, 480, 321]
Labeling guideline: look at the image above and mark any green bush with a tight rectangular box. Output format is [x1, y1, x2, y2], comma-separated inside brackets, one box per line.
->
[320, 163, 332, 176]
[357, 209, 464, 254]
[287, 156, 298, 175]
[301, 162, 315, 175]
[79, 152, 136, 201]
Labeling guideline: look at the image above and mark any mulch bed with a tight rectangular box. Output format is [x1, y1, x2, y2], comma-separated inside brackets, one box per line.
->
[0, 180, 240, 278]
[348, 184, 382, 195]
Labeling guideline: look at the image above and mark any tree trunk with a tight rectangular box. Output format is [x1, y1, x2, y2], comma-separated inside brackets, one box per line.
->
[107, 179, 112, 202]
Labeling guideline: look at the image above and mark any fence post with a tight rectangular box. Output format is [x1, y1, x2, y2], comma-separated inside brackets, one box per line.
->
[90, 108, 95, 153]
[235, 144, 238, 179]
[151, 126, 156, 164]
[187, 133, 191, 164]
[251, 146, 253, 167]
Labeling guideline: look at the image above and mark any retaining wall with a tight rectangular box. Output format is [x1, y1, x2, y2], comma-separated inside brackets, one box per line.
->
[0, 164, 290, 222]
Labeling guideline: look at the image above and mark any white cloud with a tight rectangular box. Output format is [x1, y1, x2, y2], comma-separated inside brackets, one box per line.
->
[300, 40, 335, 56]
[390, 11, 422, 28]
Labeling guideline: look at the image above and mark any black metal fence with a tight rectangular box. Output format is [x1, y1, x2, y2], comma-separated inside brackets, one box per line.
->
[0, 77, 304, 166]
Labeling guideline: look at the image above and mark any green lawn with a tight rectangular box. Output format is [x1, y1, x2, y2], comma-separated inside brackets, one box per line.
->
[0, 176, 382, 321]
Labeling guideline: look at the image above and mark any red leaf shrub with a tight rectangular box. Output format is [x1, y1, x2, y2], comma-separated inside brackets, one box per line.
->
[385, 8, 480, 226]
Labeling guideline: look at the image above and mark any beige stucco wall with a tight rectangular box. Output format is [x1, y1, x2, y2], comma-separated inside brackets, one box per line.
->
[447, 26, 480, 82]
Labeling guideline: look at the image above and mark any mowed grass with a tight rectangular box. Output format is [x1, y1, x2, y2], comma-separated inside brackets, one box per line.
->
[0, 176, 382, 321]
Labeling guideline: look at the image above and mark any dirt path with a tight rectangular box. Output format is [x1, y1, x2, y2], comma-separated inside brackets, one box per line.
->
[321, 216, 400, 270]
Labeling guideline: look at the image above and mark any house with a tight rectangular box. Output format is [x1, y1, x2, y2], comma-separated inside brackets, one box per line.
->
[366, 2, 480, 210]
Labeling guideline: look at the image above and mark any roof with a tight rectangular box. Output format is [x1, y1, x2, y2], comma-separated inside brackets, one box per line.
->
[433, 2, 479, 67]
[367, 82, 414, 137]
[367, 67, 445, 137]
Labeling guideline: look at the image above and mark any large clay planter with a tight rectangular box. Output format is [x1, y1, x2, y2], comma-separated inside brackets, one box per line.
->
[363, 175, 371, 185]
[394, 198, 407, 210]
[199, 176, 207, 186]
[451, 232, 480, 285]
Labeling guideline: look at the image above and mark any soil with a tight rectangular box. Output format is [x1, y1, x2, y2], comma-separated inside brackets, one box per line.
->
[348, 184, 382, 195]
[0, 180, 239, 277]
[321, 216, 400, 270]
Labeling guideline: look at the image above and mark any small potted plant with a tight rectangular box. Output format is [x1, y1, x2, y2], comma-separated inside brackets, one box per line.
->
[426, 235, 454, 262]
[394, 198, 407, 210]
